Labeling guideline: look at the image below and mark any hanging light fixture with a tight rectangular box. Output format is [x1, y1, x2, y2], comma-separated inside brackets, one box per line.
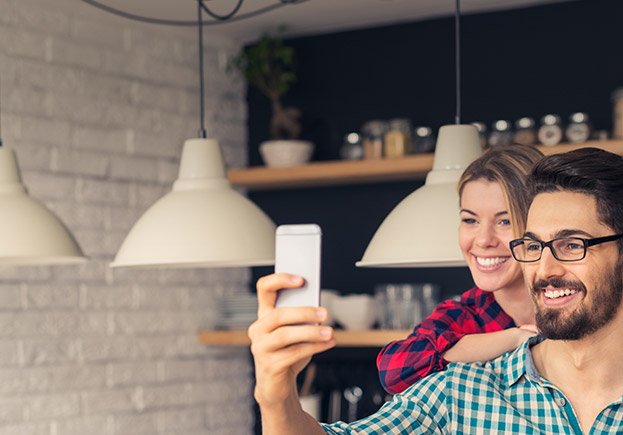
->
[0, 82, 86, 265]
[357, 0, 481, 268]
[111, 0, 275, 269]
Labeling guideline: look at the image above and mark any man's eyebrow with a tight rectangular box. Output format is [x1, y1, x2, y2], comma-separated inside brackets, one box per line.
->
[523, 229, 593, 239]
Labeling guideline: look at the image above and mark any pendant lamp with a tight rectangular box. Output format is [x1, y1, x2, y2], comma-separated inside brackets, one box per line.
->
[0, 147, 86, 265]
[111, 1, 275, 269]
[357, 0, 481, 268]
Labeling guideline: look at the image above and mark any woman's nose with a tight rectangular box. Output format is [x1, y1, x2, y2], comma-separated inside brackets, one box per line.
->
[475, 224, 498, 248]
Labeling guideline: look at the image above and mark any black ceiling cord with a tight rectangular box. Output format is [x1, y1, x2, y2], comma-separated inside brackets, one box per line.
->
[454, 0, 461, 125]
[78, 0, 311, 26]
[197, 0, 207, 138]
[200, 0, 244, 21]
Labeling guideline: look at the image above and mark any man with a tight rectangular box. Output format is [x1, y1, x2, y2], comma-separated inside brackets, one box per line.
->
[249, 147, 623, 434]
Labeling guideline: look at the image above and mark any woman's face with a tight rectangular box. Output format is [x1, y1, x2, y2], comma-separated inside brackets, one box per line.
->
[459, 179, 523, 292]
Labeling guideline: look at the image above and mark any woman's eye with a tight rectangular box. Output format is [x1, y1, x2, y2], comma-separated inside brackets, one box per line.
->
[461, 218, 477, 224]
[499, 219, 511, 226]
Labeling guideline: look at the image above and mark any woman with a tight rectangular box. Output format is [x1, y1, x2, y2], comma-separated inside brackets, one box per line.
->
[377, 144, 543, 393]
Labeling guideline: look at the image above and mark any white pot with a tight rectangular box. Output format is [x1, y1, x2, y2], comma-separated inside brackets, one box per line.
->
[259, 140, 314, 167]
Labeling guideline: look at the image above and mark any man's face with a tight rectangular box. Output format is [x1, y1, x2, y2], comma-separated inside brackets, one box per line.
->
[523, 191, 623, 340]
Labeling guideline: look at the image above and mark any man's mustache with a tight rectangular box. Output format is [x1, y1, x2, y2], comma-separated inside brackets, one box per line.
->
[532, 277, 587, 293]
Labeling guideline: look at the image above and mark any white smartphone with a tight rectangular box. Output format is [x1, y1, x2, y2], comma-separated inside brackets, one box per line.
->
[274, 224, 322, 308]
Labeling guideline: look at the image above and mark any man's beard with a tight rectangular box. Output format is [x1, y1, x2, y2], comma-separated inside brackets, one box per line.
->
[531, 269, 623, 340]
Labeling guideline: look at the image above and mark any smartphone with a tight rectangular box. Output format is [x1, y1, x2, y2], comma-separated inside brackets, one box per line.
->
[274, 224, 322, 308]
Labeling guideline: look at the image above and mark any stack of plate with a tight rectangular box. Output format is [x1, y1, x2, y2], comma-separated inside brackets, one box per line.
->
[214, 293, 258, 330]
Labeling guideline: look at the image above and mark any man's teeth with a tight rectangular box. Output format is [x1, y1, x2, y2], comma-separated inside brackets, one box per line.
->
[544, 288, 578, 299]
[475, 257, 508, 267]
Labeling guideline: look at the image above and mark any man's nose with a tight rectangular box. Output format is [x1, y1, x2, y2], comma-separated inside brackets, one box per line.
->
[535, 246, 566, 279]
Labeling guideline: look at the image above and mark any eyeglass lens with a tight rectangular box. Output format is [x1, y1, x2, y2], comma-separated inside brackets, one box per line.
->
[513, 238, 585, 261]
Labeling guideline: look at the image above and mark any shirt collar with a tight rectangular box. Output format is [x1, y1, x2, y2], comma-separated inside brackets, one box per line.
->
[503, 335, 545, 387]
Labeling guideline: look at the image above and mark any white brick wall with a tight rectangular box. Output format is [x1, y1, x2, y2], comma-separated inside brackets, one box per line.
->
[0, 0, 254, 433]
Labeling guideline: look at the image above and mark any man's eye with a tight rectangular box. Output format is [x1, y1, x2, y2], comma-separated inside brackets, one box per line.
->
[563, 242, 583, 251]
[526, 243, 541, 252]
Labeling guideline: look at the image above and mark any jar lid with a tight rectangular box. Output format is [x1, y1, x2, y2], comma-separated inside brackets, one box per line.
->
[362, 120, 388, 136]
[515, 117, 535, 129]
[569, 112, 589, 123]
[389, 118, 412, 129]
[541, 114, 561, 125]
[493, 120, 511, 131]
[414, 126, 432, 137]
[345, 132, 361, 144]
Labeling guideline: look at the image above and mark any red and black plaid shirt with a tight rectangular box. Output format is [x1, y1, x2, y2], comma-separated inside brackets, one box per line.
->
[376, 287, 516, 394]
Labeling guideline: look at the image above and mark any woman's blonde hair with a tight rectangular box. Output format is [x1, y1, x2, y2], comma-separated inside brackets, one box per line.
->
[458, 144, 544, 237]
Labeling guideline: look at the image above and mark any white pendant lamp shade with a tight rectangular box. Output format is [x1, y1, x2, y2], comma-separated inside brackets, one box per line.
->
[0, 148, 86, 265]
[111, 138, 276, 269]
[357, 125, 482, 268]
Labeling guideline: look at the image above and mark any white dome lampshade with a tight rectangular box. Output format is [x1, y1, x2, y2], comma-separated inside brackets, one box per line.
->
[356, 124, 482, 268]
[111, 138, 276, 269]
[0, 148, 86, 265]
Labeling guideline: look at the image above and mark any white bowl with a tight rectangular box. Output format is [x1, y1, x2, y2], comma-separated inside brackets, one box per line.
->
[330, 294, 377, 330]
[260, 140, 314, 167]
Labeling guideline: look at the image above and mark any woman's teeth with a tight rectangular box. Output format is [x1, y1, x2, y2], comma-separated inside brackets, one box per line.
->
[475, 257, 508, 267]
[544, 288, 578, 299]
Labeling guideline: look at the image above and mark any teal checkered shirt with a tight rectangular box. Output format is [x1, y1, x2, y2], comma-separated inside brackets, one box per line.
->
[322, 337, 623, 434]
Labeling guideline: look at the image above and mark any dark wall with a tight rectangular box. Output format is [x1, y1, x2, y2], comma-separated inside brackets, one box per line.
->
[247, 0, 623, 298]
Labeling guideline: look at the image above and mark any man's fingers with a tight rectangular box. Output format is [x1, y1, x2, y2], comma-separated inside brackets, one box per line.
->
[519, 324, 539, 334]
[256, 273, 304, 318]
[248, 306, 328, 338]
[259, 324, 334, 353]
[256, 340, 337, 375]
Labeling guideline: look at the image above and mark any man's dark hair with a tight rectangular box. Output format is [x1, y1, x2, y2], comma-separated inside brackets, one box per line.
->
[528, 147, 623, 249]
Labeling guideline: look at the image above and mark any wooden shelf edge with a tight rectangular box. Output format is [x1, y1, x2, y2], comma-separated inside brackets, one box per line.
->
[228, 140, 623, 191]
[197, 329, 412, 348]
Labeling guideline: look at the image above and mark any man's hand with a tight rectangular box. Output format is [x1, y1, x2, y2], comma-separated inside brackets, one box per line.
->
[248, 273, 336, 409]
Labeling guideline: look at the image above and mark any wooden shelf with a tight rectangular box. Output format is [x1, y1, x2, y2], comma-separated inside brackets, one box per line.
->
[197, 329, 411, 348]
[228, 140, 623, 190]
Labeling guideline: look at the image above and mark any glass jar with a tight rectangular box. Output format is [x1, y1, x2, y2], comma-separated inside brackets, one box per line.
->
[384, 118, 412, 158]
[538, 114, 564, 146]
[412, 126, 435, 153]
[361, 120, 387, 160]
[613, 88, 623, 139]
[488, 120, 513, 147]
[339, 132, 364, 160]
[565, 112, 592, 144]
[513, 117, 537, 146]
[471, 122, 488, 149]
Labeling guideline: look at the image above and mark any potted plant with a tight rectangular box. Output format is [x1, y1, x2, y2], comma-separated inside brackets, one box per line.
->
[230, 32, 313, 167]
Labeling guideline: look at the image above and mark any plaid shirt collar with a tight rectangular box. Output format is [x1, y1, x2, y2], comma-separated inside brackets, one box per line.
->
[503, 335, 545, 387]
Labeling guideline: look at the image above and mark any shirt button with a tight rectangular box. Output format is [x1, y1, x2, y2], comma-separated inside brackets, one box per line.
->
[556, 398, 566, 407]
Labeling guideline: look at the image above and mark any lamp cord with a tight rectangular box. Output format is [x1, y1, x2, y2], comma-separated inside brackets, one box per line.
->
[78, 0, 309, 27]
[454, 0, 461, 125]
[198, 0, 207, 138]
[201, 0, 244, 21]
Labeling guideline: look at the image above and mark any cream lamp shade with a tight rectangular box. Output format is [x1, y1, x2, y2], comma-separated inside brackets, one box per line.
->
[356, 124, 482, 268]
[111, 138, 276, 269]
[0, 147, 86, 265]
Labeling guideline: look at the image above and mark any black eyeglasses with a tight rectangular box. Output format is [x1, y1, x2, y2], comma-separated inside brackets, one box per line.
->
[509, 234, 623, 263]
